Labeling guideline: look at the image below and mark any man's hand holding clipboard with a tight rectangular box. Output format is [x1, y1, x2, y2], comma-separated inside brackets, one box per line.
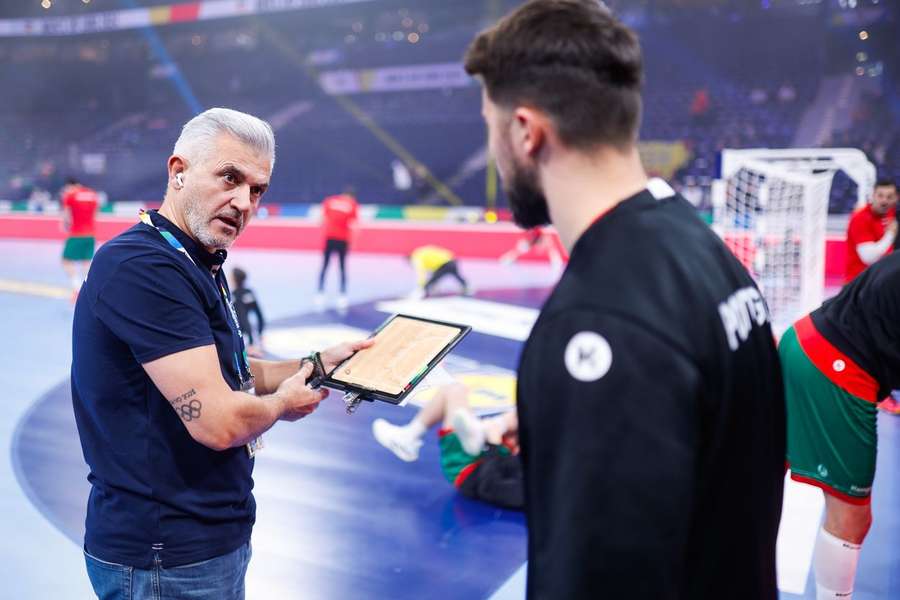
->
[315, 314, 471, 413]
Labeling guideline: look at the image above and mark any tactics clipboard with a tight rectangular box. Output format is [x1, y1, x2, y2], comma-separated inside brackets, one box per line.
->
[321, 314, 471, 413]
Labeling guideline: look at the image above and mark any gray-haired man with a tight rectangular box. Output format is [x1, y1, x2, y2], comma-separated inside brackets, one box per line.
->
[71, 108, 370, 599]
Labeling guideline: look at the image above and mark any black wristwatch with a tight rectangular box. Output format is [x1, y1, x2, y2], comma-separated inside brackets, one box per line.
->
[300, 351, 327, 389]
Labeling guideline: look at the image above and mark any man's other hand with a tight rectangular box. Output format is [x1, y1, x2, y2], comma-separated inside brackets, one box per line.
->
[320, 338, 376, 373]
[276, 362, 329, 422]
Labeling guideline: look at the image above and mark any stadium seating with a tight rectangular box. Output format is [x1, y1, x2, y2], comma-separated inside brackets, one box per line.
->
[0, 3, 894, 211]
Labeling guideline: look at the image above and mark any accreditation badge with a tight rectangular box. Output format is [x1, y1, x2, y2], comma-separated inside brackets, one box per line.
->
[246, 435, 264, 458]
[242, 380, 264, 458]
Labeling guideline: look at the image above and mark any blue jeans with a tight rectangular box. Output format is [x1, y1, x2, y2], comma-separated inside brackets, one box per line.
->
[84, 543, 251, 600]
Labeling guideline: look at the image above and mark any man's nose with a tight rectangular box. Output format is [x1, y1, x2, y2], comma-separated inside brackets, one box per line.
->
[231, 184, 252, 211]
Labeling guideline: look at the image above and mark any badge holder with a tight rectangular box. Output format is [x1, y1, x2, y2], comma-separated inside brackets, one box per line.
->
[242, 378, 264, 458]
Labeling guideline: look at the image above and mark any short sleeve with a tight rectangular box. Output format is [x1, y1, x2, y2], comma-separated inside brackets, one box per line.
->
[93, 254, 214, 363]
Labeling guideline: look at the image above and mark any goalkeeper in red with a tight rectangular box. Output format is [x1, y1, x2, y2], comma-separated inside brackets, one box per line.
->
[844, 179, 897, 283]
[781, 248, 900, 599]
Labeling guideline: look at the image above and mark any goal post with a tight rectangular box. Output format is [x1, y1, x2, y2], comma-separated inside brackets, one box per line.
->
[710, 148, 875, 332]
[719, 148, 876, 207]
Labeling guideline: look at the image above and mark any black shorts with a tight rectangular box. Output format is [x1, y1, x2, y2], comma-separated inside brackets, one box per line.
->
[324, 239, 348, 254]
[457, 446, 524, 510]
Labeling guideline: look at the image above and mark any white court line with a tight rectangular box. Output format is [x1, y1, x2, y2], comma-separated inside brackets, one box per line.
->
[488, 563, 527, 600]
[777, 474, 824, 594]
[376, 296, 538, 341]
[263, 324, 371, 358]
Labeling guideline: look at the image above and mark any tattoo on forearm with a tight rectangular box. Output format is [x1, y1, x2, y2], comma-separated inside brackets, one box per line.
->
[170, 389, 202, 422]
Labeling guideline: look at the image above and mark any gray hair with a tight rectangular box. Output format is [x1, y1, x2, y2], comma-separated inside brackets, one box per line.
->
[173, 107, 275, 168]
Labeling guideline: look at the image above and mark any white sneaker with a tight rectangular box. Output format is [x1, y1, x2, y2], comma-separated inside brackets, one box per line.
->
[450, 409, 486, 456]
[372, 419, 423, 462]
[336, 294, 349, 310]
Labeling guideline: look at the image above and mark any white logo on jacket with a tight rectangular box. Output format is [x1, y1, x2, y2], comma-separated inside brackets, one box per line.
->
[564, 332, 613, 382]
[718, 286, 769, 351]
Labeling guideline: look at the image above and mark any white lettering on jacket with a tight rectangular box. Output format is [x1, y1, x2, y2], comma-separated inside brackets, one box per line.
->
[718, 286, 770, 351]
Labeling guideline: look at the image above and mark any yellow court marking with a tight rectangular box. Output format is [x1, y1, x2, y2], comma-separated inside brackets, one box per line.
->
[414, 374, 517, 410]
[0, 279, 70, 299]
[459, 374, 517, 409]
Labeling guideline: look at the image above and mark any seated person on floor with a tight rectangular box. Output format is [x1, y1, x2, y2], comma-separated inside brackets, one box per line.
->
[372, 383, 522, 509]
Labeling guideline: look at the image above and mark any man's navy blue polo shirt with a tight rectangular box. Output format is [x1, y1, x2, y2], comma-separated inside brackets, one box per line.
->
[71, 210, 255, 569]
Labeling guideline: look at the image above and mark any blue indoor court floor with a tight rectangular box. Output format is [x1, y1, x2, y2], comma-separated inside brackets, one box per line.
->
[1, 238, 899, 599]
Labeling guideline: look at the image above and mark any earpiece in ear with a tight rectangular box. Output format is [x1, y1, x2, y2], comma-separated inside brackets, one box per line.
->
[174, 173, 184, 188]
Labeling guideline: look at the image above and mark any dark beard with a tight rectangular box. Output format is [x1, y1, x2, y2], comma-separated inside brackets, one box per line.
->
[505, 161, 551, 229]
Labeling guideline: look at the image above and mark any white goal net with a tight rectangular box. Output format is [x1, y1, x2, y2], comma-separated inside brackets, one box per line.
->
[711, 148, 875, 332]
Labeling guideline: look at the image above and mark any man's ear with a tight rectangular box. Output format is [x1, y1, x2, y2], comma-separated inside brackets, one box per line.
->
[167, 155, 188, 188]
[511, 106, 550, 160]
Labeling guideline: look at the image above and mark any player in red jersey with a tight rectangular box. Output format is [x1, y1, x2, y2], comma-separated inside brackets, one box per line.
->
[315, 187, 358, 311]
[61, 178, 100, 300]
[844, 179, 897, 283]
[498, 226, 564, 269]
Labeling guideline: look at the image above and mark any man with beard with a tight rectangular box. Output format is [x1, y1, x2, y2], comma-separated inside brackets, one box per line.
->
[464, 2, 785, 599]
[845, 179, 897, 284]
[71, 108, 371, 600]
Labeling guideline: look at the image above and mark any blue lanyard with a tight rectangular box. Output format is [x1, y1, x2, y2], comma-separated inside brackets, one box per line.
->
[140, 211, 251, 387]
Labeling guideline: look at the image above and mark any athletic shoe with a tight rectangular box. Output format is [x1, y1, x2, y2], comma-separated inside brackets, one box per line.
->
[336, 294, 349, 310]
[879, 395, 900, 415]
[406, 288, 425, 301]
[450, 409, 486, 456]
[372, 419, 423, 462]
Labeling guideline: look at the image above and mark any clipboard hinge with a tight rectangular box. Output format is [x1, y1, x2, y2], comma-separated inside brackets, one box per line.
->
[343, 391, 363, 415]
